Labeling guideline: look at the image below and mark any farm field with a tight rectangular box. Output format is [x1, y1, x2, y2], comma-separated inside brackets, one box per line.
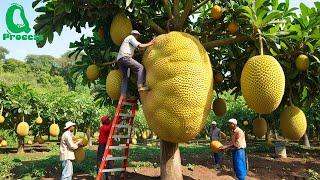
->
[1, 141, 319, 179]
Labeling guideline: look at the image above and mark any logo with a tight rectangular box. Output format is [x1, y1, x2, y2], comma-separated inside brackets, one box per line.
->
[2, 3, 43, 41]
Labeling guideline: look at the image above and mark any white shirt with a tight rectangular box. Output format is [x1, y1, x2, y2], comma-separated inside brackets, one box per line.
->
[116, 35, 141, 60]
[60, 130, 79, 161]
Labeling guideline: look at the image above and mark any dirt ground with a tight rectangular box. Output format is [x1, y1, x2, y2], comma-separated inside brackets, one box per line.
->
[5, 143, 318, 180]
[41, 147, 319, 180]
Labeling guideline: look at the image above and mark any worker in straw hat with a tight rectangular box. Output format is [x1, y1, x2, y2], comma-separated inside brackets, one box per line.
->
[60, 121, 83, 180]
[220, 118, 247, 180]
[209, 121, 226, 169]
[117, 30, 155, 96]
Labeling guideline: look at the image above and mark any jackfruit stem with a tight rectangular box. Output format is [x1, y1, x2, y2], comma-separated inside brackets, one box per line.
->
[22, 115, 24, 122]
[258, 29, 264, 55]
[289, 87, 293, 106]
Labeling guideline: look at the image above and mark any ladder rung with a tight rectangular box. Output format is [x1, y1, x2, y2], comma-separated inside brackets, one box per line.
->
[112, 135, 130, 139]
[119, 113, 132, 118]
[102, 168, 125, 173]
[122, 101, 134, 106]
[109, 144, 129, 149]
[115, 124, 131, 129]
[106, 156, 127, 161]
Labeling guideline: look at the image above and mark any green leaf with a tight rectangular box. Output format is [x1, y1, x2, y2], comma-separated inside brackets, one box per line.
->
[280, 42, 288, 50]
[261, 11, 281, 26]
[300, 3, 311, 16]
[47, 31, 54, 44]
[254, 0, 265, 11]
[242, 6, 253, 18]
[272, 0, 279, 10]
[311, 54, 320, 64]
[126, 0, 132, 8]
[32, 0, 42, 8]
[306, 42, 314, 53]
[256, 10, 267, 27]
[315, 2, 320, 10]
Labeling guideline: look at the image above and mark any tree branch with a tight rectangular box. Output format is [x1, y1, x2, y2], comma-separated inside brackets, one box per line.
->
[203, 35, 251, 50]
[161, 0, 173, 19]
[148, 19, 167, 34]
[178, 0, 195, 29]
[190, 0, 210, 14]
[173, 0, 180, 18]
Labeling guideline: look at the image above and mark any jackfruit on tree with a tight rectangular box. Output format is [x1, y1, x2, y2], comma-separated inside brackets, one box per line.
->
[252, 117, 267, 138]
[106, 70, 122, 100]
[110, 13, 132, 46]
[280, 105, 307, 140]
[241, 55, 285, 114]
[140, 31, 214, 143]
[17, 122, 29, 136]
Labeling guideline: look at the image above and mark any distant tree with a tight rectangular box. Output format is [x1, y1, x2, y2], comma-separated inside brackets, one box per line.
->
[3, 58, 29, 73]
[0, 47, 9, 60]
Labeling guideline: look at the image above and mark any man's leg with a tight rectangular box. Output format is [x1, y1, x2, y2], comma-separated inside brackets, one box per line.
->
[117, 58, 129, 96]
[61, 160, 73, 180]
[127, 58, 148, 90]
[232, 149, 247, 180]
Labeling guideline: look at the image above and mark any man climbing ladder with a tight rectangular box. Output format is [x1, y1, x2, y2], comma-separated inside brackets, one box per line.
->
[116, 30, 155, 94]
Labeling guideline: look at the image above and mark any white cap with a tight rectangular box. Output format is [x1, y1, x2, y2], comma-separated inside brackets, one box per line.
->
[228, 118, 237, 125]
[211, 121, 217, 125]
[131, 30, 141, 35]
[64, 121, 76, 129]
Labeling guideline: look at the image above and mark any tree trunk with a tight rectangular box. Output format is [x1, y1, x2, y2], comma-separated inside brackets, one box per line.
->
[17, 136, 24, 153]
[274, 129, 278, 140]
[86, 126, 92, 147]
[160, 140, 183, 180]
[48, 127, 51, 141]
[303, 133, 310, 148]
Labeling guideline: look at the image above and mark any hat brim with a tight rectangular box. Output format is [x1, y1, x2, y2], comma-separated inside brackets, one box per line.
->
[64, 123, 76, 129]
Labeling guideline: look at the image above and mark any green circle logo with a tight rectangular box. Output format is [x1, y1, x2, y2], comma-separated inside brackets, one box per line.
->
[6, 3, 31, 33]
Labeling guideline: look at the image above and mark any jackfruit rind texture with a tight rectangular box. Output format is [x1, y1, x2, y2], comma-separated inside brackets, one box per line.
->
[110, 13, 132, 46]
[106, 70, 123, 100]
[280, 106, 307, 140]
[241, 55, 285, 114]
[17, 122, 29, 136]
[252, 117, 267, 138]
[140, 31, 214, 143]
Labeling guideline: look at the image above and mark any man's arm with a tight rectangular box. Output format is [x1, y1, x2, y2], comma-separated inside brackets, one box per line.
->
[137, 39, 155, 48]
[66, 134, 82, 150]
[220, 131, 227, 139]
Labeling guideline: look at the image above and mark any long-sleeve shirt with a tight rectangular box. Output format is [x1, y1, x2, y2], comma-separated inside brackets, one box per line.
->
[229, 127, 246, 149]
[60, 130, 79, 161]
[98, 123, 112, 145]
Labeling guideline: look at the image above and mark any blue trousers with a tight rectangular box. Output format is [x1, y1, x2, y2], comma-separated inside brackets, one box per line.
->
[232, 149, 247, 180]
[213, 153, 222, 164]
[61, 160, 73, 180]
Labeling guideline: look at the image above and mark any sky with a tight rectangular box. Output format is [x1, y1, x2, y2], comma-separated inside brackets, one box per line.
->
[0, 0, 316, 60]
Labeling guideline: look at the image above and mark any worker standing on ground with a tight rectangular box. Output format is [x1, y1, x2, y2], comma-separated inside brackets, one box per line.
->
[209, 121, 226, 169]
[97, 115, 112, 179]
[60, 121, 83, 180]
[117, 30, 155, 95]
[220, 118, 247, 180]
